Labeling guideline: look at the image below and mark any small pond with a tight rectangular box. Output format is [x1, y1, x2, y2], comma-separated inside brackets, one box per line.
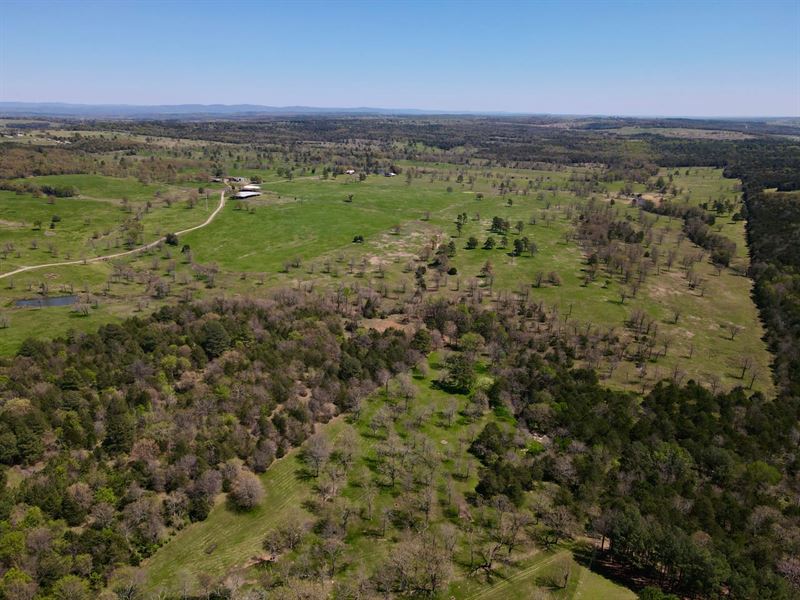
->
[14, 295, 78, 308]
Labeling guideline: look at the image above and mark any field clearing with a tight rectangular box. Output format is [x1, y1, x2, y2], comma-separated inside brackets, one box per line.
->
[608, 126, 754, 140]
[144, 355, 478, 593]
[144, 356, 634, 599]
[183, 175, 466, 272]
[0, 175, 216, 273]
[144, 418, 348, 593]
[0, 259, 163, 355]
[16, 174, 167, 202]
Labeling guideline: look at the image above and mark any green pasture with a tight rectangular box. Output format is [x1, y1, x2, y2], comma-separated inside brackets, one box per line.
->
[0, 167, 775, 396]
[0, 175, 213, 270]
[17, 174, 167, 202]
[182, 167, 771, 394]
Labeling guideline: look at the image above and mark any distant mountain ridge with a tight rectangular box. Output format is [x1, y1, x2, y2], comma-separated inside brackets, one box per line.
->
[1, 102, 796, 123]
[0, 102, 494, 118]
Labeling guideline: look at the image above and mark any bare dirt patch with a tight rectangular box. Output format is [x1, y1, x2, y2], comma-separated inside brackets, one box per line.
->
[362, 314, 414, 334]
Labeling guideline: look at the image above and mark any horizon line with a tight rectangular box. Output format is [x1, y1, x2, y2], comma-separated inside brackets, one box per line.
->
[0, 101, 797, 121]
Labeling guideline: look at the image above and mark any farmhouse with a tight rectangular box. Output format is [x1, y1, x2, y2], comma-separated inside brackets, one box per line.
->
[233, 191, 261, 199]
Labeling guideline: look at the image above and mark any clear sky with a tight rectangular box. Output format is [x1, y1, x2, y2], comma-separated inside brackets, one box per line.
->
[1, 0, 798, 116]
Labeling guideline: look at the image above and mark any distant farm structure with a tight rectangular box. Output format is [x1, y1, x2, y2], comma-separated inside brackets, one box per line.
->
[233, 191, 260, 199]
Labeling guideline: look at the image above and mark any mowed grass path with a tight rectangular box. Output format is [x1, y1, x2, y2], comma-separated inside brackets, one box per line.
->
[450, 550, 634, 600]
[144, 418, 346, 594]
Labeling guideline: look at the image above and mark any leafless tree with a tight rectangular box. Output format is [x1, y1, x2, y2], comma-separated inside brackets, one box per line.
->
[727, 323, 744, 341]
[303, 433, 331, 477]
[229, 469, 264, 510]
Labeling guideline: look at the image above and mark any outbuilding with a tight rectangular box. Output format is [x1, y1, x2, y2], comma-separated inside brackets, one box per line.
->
[233, 191, 261, 199]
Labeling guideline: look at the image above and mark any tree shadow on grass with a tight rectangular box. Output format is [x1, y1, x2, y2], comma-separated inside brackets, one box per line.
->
[572, 540, 650, 594]
[294, 463, 316, 482]
[224, 496, 260, 514]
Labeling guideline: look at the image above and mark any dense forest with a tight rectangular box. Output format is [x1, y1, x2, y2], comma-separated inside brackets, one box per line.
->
[438, 301, 795, 599]
[746, 191, 800, 397]
[0, 295, 417, 598]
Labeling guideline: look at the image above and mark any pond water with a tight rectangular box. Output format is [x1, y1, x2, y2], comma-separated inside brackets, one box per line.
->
[14, 295, 78, 308]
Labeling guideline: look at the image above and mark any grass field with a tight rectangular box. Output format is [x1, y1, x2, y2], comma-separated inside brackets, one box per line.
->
[0, 175, 214, 272]
[17, 174, 167, 202]
[0, 173, 222, 353]
[0, 167, 774, 396]
[180, 166, 773, 395]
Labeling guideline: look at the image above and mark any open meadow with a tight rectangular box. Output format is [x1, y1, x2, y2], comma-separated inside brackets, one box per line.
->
[1, 163, 773, 395]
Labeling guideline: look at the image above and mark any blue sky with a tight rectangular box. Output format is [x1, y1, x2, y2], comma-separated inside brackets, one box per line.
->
[1, 0, 798, 116]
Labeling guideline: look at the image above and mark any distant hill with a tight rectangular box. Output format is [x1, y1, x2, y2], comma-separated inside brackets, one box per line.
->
[1, 104, 796, 134]
[0, 102, 483, 119]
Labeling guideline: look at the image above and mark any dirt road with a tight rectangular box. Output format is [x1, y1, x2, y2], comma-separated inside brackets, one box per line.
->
[0, 189, 227, 281]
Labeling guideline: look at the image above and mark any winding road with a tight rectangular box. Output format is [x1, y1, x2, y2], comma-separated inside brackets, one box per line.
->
[0, 189, 227, 281]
